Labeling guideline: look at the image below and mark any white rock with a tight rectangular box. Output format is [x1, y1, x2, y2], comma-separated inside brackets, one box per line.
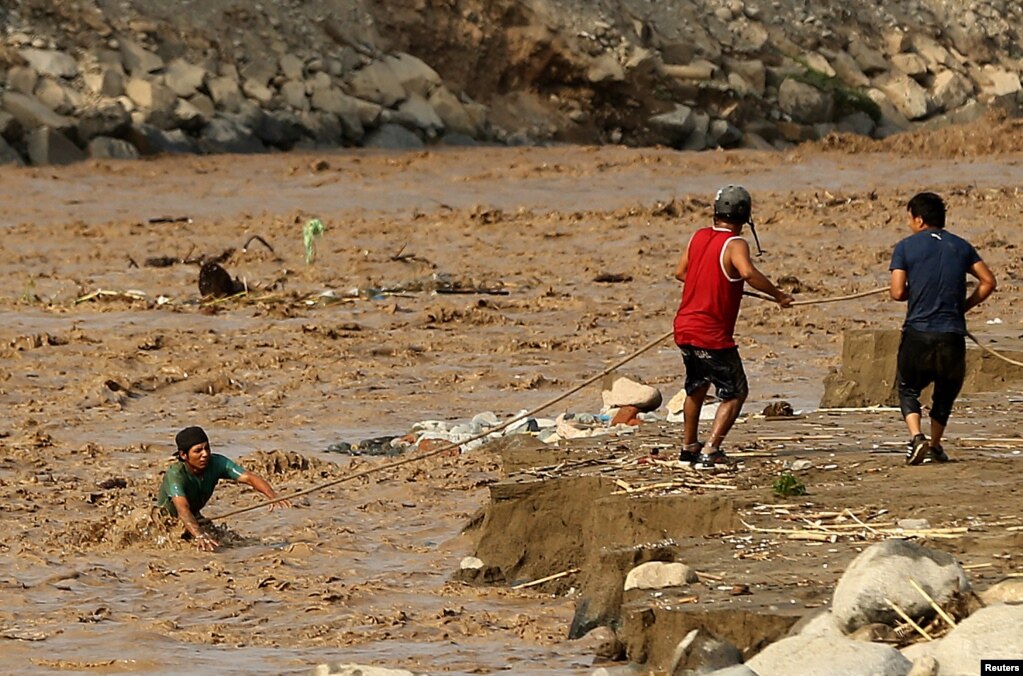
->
[460, 556, 484, 570]
[164, 59, 207, 98]
[748, 634, 911, 676]
[979, 577, 1023, 604]
[472, 412, 500, 428]
[348, 60, 407, 107]
[383, 52, 441, 98]
[931, 604, 1023, 675]
[779, 78, 834, 123]
[907, 655, 938, 676]
[623, 561, 698, 591]
[601, 374, 662, 411]
[876, 72, 930, 120]
[929, 70, 973, 112]
[18, 48, 78, 78]
[892, 53, 927, 77]
[667, 388, 687, 415]
[832, 540, 970, 633]
[670, 629, 743, 674]
[397, 92, 445, 135]
[315, 665, 414, 676]
[979, 66, 1022, 97]
[803, 52, 836, 78]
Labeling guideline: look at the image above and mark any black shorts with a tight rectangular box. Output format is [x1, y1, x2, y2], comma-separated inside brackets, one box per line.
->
[679, 345, 749, 401]
[896, 328, 966, 426]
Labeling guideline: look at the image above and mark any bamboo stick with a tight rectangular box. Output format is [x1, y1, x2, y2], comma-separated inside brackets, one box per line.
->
[909, 579, 957, 627]
[884, 598, 933, 641]
[511, 568, 580, 590]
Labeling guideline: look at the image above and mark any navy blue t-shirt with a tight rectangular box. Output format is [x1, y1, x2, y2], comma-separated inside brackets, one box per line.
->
[890, 229, 981, 335]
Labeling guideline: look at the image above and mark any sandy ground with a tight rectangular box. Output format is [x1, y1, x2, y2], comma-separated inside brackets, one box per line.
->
[1, 137, 1022, 674]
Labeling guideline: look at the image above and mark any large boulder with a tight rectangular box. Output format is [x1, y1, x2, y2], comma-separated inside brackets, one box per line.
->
[26, 127, 87, 166]
[396, 93, 444, 136]
[929, 71, 973, 113]
[832, 540, 970, 633]
[88, 136, 140, 160]
[2, 91, 75, 131]
[601, 374, 662, 412]
[362, 123, 424, 149]
[127, 124, 199, 155]
[383, 53, 441, 98]
[348, 60, 407, 107]
[0, 136, 25, 166]
[199, 116, 265, 154]
[623, 561, 698, 591]
[931, 604, 1023, 676]
[778, 78, 834, 124]
[747, 634, 911, 676]
[309, 86, 363, 139]
[207, 76, 243, 113]
[429, 86, 476, 137]
[164, 59, 208, 98]
[876, 73, 930, 120]
[77, 102, 131, 141]
[83, 67, 125, 98]
[670, 629, 744, 675]
[120, 40, 164, 76]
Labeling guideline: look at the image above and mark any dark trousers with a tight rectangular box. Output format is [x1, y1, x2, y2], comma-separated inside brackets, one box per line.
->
[896, 327, 966, 426]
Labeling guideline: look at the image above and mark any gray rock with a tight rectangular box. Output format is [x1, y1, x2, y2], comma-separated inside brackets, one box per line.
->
[7, 65, 40, 95]
[298, 111, 344, 147]
[207, 76, 243, 113]
[189, 94, 216, 118]
[174, 98, 208, 132]
[127, 124, 199, 155]
[876, 73, 930, 120]
[726, 58, 767, 96]
[911, 36, 953, 70]
[648, 104, 695, 145]
[747, 634, 911, 676]
[34, 78, 75, 114]
[199, 116, 265, 154]
[428, 86, 476, 136]
[0, 111, 20, 140]
[255, 109, 305, 149]
[18, 49, 78, 79]
[281, 80, 310, 111]
[929, 71, 973, 113]
[624, 561, 698, 591]
[125, 78, 177, 118]
[77, 102, 131, 141]
[2, 92, 75, 131]
[804, 52, 836, 78]
[827, 49, 870, 88]
[363, 123, 424, 149]
[703, 668, 758, 676]
[383, 53, 441, 98]
[836, 111, 876, 137]
[87, 136, 140, 160]
[440, 132, 477, 146]
[931, 604, 1023, 675]
[892, 54, 927, 78]
[0, 136, 25, 166]
[120, 40, 164, 76]
[397, 93, 444, 136]
[83, 67, 125, 98]
[280, 53, 304, 80]
[347, 60, 407, 107]
[26, 127, 86, 166]
[670, 629, 743, 675]
[832, 540, 970, 633]
[848, 40, 889, 75]
[779, 78, 834, 124]
[789, 609, 844, 638]
[310, 87, 364, 139]
[240, 56, 278, 86]
[242, 78, 274, 105]
[353, 97, 383, 128]
[709, 118, 743, 148]
[682, 110, 710, 151]
[164, 59, 207, 98]
[865, 88, 911, 132]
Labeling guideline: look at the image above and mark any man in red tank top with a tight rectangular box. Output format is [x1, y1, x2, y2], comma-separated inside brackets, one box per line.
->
[674, 186, 793, 468]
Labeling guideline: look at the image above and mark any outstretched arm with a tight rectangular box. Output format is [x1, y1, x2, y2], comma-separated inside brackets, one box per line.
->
[965, 261, 996, 311]
[728, 239, 793, 307]
[171, 496, 219, 551]
[237, 472, 292, 511]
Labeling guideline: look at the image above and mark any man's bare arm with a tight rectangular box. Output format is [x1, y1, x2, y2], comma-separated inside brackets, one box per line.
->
[965, 261, 996, 311]
[171, 496, 218, 551]
[890, 269, 908, 301]
[237, 472, 292, 511]
[728, 239, 793, 307]
[674, 248, 689, 282]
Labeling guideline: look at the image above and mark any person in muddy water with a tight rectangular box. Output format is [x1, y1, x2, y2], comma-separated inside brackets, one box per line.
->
[890, 192, 997, 466]
[673, 185, 793, 468]
[157, 426, 291, 550]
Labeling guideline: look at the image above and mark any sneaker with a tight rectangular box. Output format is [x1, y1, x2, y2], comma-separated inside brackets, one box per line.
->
[679, 442, 703, 464]
[929, 443, 950, 463]
[906, 434, 930, 466]
[696, 448, 734, 469]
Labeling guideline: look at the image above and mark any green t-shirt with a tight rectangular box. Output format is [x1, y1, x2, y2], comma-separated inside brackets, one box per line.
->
[157, 454, 246, 516]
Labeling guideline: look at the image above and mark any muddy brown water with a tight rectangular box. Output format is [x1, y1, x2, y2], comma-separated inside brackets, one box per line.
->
[1, 144, 1022, 674]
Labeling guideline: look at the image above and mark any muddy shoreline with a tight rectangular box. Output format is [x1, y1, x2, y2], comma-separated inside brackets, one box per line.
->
[2, 144, 1022, 674]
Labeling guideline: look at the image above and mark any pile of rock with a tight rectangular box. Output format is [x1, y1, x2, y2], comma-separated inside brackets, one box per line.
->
[0, 34, 492, 165]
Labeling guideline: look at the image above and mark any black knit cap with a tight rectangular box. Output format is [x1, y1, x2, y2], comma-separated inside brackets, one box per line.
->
[175, 426, 209, 453]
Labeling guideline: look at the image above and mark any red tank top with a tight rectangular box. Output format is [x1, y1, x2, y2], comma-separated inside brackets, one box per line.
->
[673, 227, 745, 349]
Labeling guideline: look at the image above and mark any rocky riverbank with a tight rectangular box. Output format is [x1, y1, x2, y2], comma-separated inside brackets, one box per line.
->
[0, 0, 1021, 165]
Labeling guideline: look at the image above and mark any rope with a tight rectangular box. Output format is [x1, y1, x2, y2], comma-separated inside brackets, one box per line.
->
[966, 331, 1023, 368]
[209, 330, 673, 521]
[210, 284, 1017, 521]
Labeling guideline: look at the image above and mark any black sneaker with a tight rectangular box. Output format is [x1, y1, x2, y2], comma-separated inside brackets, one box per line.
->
[929, 443, 950, 463]
[696, 448, 734, 469]
[679, 442, 703, 464]
[906, 434, 930, 466]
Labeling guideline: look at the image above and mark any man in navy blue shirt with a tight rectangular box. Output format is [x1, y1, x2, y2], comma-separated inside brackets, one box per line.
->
[890, 192, 996, 465]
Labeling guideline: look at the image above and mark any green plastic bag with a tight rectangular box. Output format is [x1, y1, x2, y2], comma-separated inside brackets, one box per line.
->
[303, 218, 324, 264]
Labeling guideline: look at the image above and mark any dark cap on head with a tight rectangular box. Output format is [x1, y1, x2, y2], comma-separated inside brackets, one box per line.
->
[175, 426, 209, 453]
[714, 185, 752, 225]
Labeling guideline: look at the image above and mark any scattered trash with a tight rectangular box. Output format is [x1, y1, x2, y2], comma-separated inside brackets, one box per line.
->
[303, 218, 325, 264]
[763, 401, 795, 417]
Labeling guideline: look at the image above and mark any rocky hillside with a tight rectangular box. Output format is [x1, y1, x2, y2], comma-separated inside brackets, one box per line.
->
[0, 0, 1021, 164]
